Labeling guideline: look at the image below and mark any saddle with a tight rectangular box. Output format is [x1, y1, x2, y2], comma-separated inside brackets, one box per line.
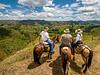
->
[43, 42, 50, 52]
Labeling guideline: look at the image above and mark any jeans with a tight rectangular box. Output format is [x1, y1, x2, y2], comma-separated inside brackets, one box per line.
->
[47, 39, 54, 54]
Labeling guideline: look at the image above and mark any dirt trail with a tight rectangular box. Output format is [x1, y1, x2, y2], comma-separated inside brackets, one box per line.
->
[0, 43, 100, 75]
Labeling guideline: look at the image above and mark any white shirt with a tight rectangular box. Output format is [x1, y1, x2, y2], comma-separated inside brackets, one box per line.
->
[40, 31, 50, 42]
[75, 33, 82, 43]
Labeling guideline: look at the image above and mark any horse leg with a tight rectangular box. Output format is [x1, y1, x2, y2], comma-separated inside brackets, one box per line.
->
[37, 56, 41, 65]
[67, 61, 70, 75]
[71, 48, 75, 61]
[33, 49, 38, 64]
[83, 59, 88, 73]
[63, 62, 67, 75]
[62, 54, 67, 75]
[49, 53, 52, 59]
[83, 50, 93, 73]
[73, 54, 75, 61]
[82, 64, 85, 68]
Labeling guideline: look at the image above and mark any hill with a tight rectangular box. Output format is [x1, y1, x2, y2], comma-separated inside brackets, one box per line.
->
[0, 20, 100, 26]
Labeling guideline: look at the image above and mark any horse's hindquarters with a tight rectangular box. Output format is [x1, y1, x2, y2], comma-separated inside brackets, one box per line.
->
[82, 49, 90, 58]
[44, 45, 50, 52]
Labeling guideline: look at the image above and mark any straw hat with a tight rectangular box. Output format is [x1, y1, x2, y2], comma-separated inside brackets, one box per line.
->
[44, 27, 49, 30]
[75, 29, 83, 33]
[64, 29, 70, 33]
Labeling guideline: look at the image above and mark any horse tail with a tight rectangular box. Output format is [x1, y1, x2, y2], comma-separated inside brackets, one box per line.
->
[87, 50, 93, 68]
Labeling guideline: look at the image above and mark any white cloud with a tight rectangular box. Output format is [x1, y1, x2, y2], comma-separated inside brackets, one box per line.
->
[43, 6, 55, 12]
[82, 0, 98, 5]
[0, 3, 10, 9]
[64, 4, 69, 8]
[0, 12, 3, 16]
[18, 0, 53, 7]
[11, 10, 24, 17]
[78, 6, 94, 12]
[70, 3, 80, 8]
[0, 0, 100, 21]
[45, 0, 55, 6]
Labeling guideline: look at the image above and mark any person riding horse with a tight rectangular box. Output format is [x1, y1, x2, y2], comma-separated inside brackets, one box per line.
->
[39, 27, 54, 55]
[72, 29, 83, 49]
[59, 29, 73, 55]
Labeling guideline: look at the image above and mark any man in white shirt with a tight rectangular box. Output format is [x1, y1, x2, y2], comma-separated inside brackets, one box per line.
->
[74, 29, 83, 43]
[40, 27, 54, 55]
[72, 29, 83, 49]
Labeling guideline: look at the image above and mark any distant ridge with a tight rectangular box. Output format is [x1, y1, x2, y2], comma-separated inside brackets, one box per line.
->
[0, 20, 100, 25]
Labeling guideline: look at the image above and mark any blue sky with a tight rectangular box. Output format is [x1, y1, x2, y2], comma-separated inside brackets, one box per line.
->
[0, 0, 100, 21]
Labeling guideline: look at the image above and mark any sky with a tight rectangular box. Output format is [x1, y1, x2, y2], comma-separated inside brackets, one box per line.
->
[0, 0, 100, 21]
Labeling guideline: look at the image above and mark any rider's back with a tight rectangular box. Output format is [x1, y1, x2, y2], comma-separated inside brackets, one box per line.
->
[61, 34, 72, 46]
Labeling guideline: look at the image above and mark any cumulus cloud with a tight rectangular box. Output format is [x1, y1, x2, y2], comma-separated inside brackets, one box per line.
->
[82, 0, 98, 5]
[43, 6, 55, 12]
[70, 2, 80, 8]
[0, 12, 3, 16]
[78, 6, 94, 12]
[0, 3, 10, 9]
[0, 0, 100, 21]
[18, 0, 53, 7]
[72, 0, 100, 20]
[11, 10, 24, 17]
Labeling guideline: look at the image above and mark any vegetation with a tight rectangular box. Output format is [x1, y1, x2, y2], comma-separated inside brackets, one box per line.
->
[0, 24, 40, 61]
[0, 22, 100, 62]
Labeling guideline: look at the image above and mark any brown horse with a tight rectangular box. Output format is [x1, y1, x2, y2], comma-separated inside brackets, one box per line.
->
[61, 47, 73, 75]
[33, 37, 56, 65]
[50, 34, 61, 43]
[72, 41, 93, 73]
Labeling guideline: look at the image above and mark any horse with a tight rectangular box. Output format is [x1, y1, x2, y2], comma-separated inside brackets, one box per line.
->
[33, 37, 56, 65]
[50, 34, 61, 43]
[61, 46, 73, 75]
[72, 41, 93, 73]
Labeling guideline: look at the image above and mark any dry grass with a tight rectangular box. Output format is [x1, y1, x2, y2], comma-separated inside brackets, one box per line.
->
[0, 38, 100, 75]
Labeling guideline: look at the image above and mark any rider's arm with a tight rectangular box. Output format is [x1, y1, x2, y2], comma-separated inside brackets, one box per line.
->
[75, 34, 80, 43]
[45, 32, 50, 41]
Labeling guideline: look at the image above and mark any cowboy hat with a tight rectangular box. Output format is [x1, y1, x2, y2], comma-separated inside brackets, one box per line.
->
[44, 27, 49, 30]
[64, 29, 70, 33]
[75, 29, 83, 33]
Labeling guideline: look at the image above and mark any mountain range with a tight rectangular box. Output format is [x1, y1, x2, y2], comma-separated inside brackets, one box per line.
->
[0, 20, 100, 25]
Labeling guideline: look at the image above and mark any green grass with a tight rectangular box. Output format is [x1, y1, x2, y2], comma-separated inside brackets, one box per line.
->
[0, 25, 39, 62]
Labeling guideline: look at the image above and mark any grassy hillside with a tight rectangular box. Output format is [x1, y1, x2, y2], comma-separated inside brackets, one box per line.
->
[0, 24, 100, 62]
[0, 24, 41, 61]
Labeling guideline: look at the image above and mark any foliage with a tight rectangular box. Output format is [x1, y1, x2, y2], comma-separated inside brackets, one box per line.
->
[0, 23, 100, 62]
[0, 25, 39, 61]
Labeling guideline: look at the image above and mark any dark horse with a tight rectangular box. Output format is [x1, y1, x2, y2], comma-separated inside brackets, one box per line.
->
[72, 41, 93, 73]
[61, 46, 73, 75]
[33, 36, 56, 65]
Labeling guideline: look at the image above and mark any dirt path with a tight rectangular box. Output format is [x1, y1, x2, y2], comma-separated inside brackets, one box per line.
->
[0, 44, 100, 75]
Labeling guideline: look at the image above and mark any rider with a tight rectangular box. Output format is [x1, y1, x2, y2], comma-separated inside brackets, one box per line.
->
[72, 29, 83, 49]
[59, 29, 73, 55]
[39, 27, 54, 55]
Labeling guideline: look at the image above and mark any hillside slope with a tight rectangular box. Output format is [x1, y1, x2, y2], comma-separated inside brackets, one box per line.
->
[0, 42, 100, 75]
